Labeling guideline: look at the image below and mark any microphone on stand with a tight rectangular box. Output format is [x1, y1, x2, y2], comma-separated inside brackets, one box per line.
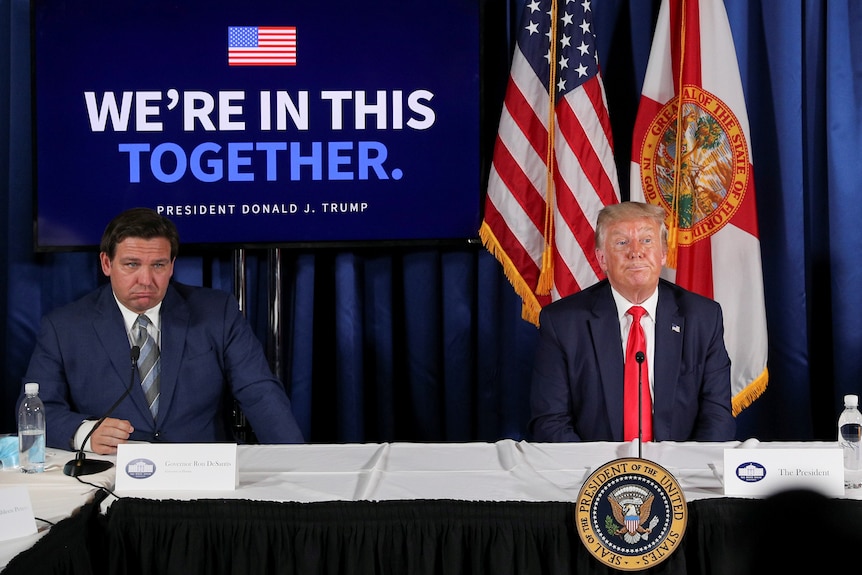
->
[635, 351, 645, 459]
[63, 345, 140, 477]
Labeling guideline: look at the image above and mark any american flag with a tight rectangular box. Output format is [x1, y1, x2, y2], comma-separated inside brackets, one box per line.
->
[480, 0, 620, 325]
[228, 26, 297, 67]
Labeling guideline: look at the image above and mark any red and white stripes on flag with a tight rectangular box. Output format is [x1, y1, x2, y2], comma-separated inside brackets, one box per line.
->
[630, 0, 768, 414]
[228, 26, 297, 67]
[480, 0, 620, 326]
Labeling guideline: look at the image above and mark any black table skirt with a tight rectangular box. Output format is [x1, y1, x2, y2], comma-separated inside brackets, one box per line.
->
[5, 490, 861, 575]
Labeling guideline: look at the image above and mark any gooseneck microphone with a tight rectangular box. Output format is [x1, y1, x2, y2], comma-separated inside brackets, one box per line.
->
[63, 345, 140, 477]
[635, 351, 645, 459]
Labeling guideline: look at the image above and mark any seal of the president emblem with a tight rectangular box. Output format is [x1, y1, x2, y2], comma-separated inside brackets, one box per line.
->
[575, 457, 687, 571]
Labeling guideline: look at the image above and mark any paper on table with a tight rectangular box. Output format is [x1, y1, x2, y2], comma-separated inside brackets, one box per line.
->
[0, 486, 37, 541]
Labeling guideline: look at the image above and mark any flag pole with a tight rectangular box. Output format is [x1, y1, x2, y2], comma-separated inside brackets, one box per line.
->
[668, 0, 688, 269]
[536, 0, 559, 295]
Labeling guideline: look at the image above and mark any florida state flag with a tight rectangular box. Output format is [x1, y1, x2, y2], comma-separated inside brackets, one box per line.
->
[630, 0, 768, 414]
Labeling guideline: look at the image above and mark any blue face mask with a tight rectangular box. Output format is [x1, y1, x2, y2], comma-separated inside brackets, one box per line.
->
[0, 436, 19, 469]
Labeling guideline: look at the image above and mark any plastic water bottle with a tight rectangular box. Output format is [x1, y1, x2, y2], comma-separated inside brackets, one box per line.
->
[838, 394, 862, 489]
[18, 383, 46, 474]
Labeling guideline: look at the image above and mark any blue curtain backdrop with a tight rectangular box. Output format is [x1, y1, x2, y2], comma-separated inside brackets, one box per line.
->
[1, 0, 858, 442]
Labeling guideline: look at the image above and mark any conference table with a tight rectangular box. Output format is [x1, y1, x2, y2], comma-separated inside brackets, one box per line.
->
[2, 439, 861, 574]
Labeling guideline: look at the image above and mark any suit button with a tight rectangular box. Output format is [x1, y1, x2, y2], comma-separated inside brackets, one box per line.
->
[153, 432, 161, 441]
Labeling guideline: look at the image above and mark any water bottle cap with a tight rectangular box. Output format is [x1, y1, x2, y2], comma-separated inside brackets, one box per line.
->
[24, 382, 39, 395]
[845, 394, 858, 408]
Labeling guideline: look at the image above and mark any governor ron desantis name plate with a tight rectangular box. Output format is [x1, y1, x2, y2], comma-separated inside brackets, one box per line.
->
[115, 443, 237, 493]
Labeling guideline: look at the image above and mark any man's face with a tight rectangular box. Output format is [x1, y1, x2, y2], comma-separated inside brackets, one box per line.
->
[100, 237, 174, 313]
[595, 217, 666, 303]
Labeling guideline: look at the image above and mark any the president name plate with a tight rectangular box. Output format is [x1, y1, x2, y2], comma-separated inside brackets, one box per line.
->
[723, 447, 843, 497]
[116, 443, 237, 492]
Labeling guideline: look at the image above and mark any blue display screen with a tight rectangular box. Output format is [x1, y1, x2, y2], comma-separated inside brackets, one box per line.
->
[33, 0, 481, 249]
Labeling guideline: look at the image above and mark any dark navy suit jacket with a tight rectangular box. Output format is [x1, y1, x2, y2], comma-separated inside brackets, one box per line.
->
[529, 278, 736, 442]
[23, 281, 304, 449]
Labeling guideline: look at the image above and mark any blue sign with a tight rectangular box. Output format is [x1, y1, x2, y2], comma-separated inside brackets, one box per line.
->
[33, 0, 481, 248]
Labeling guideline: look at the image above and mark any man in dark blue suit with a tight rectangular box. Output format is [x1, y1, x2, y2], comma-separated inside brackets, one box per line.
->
[529, 202, 735, 442]
[22, 208, 304, 453]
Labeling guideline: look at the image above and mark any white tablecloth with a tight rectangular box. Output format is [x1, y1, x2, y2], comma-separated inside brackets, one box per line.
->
[2, 438, 858, 569]
[227, 440, 729, 502]
[111, 438, 860, 503]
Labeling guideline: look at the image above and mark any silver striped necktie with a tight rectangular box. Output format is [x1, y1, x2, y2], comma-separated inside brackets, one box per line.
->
[133, 314, 161, 419]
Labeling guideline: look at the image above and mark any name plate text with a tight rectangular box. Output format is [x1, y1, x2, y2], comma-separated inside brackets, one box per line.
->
[116, 443, 237, 493]
[723, 447, 844, 497]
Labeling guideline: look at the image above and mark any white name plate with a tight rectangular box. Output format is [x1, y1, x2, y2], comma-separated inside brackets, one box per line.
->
[0, 486, 37, 541]
[724, 448, 844, 497]
[115, 443, 237, 493]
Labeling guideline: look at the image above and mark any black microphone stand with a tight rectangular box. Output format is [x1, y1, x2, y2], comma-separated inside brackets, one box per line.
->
[635, 351, 645, 459]
[63, 346, 140, 477]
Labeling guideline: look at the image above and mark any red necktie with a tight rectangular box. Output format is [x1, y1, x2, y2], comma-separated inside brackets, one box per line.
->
[624, 306, 653, 441]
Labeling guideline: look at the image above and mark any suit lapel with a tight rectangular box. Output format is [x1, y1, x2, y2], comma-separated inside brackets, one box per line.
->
[653, 282, 684, 440]
[91, 285, 153, 421]
[588, 284, 626, 441]
[156, 285, 189, 422]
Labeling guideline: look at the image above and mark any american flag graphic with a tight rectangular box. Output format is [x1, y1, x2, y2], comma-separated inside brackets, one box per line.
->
[228, 26, 297, 66]
[480, 0, 620, 325]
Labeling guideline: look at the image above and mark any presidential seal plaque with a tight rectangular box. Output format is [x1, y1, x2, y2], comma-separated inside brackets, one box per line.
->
[575, 458, 687, 571]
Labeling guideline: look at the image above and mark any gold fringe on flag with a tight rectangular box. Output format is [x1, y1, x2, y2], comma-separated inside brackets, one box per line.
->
[479, 222, 543, 327]
[731, 368, 769, 417]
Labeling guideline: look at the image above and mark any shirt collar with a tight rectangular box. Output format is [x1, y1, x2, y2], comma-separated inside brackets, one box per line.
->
[113, 293, 163, 333]
[610, 285, 659, 323]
